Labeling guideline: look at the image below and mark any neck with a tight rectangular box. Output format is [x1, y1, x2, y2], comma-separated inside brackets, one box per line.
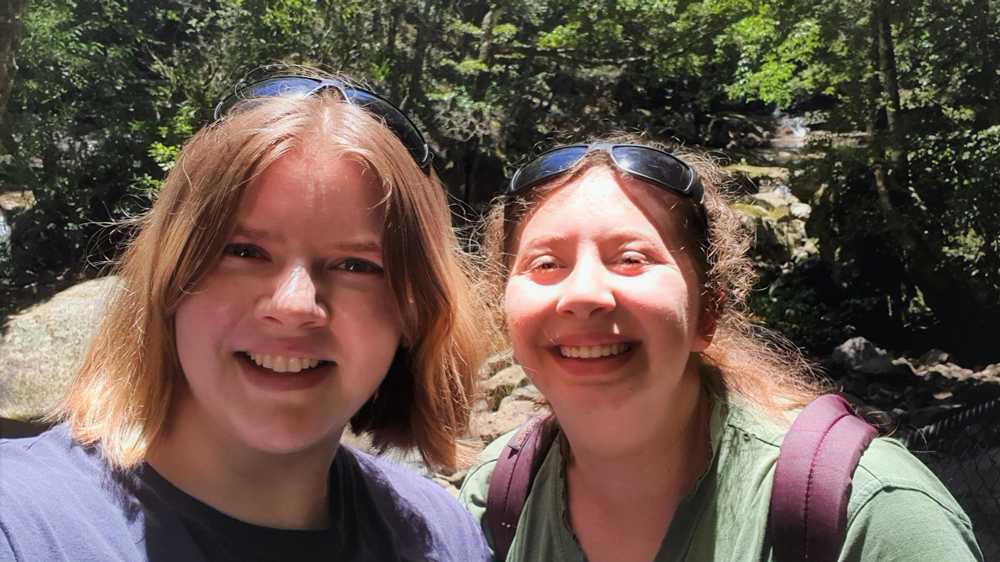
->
[146, 407, 340, 530]
[563, 382, 713, 503]
[559, 381, 713, 562]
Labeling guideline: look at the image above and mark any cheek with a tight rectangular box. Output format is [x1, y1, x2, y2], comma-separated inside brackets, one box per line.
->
[175, 294, 221, 360]
[174, 281, 248, 365]
[332, 288, 402, 343]
[503, 278, 543, 339]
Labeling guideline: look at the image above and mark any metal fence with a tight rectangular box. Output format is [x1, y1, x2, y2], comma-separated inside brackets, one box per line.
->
[897, 394, 1000, 561]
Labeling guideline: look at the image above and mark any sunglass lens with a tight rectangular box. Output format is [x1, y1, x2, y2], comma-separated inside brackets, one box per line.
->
[350, 90, 429, 166]
[612, 146, 694, 196]
[215, 77, 321, 120]
[511, 146, 589, 193]
[244, 77, 320, 98]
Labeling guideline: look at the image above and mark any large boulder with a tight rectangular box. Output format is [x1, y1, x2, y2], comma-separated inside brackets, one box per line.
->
[0, 277, 118, 421]
[734, 190, 817, 264]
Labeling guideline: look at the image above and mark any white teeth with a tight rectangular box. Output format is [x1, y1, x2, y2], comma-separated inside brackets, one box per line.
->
[558, 343, 633, 359]
[246, 352, 321, 373]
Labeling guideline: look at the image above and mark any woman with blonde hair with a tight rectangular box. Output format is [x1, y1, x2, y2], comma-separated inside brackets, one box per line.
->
[459, 139, 981, 561]
[0, 71, 491, 561]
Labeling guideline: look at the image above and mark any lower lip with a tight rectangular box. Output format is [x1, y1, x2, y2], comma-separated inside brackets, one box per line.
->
[237, 354, 332, 392]
[549, 344, 638, 375]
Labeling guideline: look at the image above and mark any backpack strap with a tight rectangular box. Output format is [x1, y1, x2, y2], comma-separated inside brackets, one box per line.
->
[486, 412, 556, 561]
[769, 394, 877, 562]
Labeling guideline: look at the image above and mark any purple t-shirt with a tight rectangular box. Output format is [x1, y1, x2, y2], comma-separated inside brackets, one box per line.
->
[0, 425, 490, 561]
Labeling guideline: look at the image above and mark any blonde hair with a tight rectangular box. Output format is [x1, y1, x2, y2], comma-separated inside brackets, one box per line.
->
[483, 137, 829, 417]
[54, 81, 491, 471]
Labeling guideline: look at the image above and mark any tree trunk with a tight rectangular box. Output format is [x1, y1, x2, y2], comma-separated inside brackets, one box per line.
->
[968, 0, 1000, 128]
[864, 0, 1000, 356]
[385, 2, 403, 101]
[402, 1, 434, 115]
[473, 6, 502, 101]
[0, 0, 30, 124]
[865, 6, 893, 214]
[872, 0, 911, 205]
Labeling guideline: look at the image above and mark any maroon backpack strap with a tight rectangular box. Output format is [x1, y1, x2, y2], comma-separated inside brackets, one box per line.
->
[769, 394, 877, 562]
[486, 412, 556, 561]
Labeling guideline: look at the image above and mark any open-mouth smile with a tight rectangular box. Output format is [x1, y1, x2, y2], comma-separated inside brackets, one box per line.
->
[557, 342, 635, 359]
[243, 352, 329, 373]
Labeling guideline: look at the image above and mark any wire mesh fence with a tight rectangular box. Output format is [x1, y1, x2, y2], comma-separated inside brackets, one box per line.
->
[897, 394, 1000, 561]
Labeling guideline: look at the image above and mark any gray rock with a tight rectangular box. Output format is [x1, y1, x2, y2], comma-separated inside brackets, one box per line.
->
[738, 190, 816, 264]
[831, 337, 917, 376]
[0, 277, 118, 421]
[832, 337, 884, 369]
[747, 191, 793, 214]
[917, 349, 952, 366]
[509, 384, 541, 402]
[470, 398, 541, 442]
[482, 364, 529, 410]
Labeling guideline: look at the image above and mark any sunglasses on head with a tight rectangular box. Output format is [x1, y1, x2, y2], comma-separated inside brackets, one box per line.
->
[507, 143, 704, 206]
[214, 75, 432, 171]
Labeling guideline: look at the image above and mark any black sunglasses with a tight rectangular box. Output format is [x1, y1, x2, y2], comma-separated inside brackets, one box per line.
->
[214, 75, 431, 170]
[508, 143, 704, 205]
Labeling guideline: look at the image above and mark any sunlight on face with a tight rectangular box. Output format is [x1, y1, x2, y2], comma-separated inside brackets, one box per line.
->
[173, 150, 402, 456]
[504, 165, 711, 416]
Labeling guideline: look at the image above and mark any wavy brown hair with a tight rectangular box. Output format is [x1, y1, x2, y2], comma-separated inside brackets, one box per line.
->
[482, 136, 829, 417]
[54, 78, 491, 471]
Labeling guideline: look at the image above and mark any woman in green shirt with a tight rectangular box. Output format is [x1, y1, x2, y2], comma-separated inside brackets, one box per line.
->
[459, 139, 982, 562]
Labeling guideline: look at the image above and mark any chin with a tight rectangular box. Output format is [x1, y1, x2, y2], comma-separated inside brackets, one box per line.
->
[238, 419, 345, 457]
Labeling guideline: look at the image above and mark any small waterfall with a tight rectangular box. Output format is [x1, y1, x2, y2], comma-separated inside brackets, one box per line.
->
[769, 108, 810, 149]
[783, 115, 809, 138]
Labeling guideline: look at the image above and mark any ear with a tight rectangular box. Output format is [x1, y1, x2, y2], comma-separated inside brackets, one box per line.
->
[692, 288, 724, 352]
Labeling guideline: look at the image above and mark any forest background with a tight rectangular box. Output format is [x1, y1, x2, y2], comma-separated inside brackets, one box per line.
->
[0, 0, 998, 366]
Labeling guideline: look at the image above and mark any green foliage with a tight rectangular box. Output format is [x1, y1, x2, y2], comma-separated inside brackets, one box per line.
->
[725, 16, 825, 107]
[1, 0, 159, 287]
[751, 260, 871, 353]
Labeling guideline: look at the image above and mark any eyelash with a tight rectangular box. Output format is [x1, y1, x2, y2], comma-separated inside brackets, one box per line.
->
[525, 256, 559, 272]
[223, 243, 266, 260]
[333, 258, 384, 275]
[619, 253, 649, 265]
[223, 244, 383, 275]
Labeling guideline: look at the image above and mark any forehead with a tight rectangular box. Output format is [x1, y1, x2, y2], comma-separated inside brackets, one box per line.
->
[513, 165, 685, 247]
[236, 150, 386, 234]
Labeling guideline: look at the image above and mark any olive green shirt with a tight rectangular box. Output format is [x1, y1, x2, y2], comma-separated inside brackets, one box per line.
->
[459, 399, 982, 562]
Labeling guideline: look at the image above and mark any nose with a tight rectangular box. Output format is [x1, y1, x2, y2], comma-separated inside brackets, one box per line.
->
[554, 258, 616, 318]
[255, 262, 329, 329]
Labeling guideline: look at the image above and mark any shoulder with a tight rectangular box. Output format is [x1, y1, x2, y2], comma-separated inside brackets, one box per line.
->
[0, 425, 148, 561]
[342, 446, 491, 562]
[458, 428, 515, 501]
[457, 427, 518, 541]
[0, 425, 106, 504]
[838, 436, 982, 560]
[852, 435, 961, 504]
[721, 399, 980, 560]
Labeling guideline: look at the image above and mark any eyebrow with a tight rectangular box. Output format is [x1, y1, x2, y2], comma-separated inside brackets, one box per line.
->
[520, 229, 662, 248]
[331, 240, 383, 254]
[232, 225, 282, 243]
[232, 225, 383, 254]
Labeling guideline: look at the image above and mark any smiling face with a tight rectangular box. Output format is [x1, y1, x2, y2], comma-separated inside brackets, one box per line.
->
[504, 165, 712, 418]
[172, 149, 402, 457]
